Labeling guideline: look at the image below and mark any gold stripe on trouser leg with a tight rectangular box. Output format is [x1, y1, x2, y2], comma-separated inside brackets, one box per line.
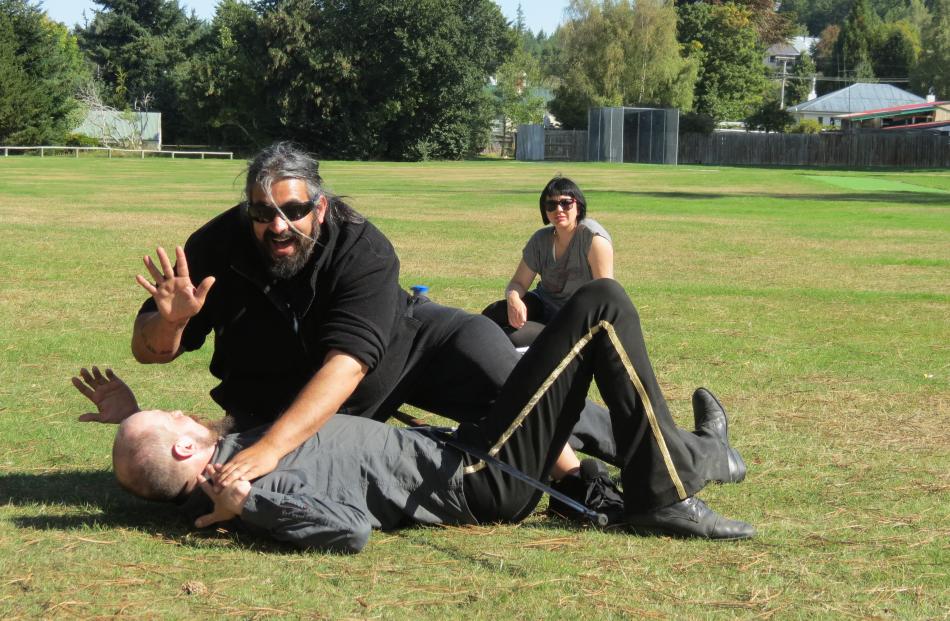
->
[463, 323, 604, 474]
[465, 318, 689, 502]
[602, 321, 687, 500]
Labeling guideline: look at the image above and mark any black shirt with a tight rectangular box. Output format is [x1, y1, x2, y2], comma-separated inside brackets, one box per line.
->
[139, 205, 416, 424]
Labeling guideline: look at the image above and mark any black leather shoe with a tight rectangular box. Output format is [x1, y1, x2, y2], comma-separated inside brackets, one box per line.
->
[692, 387, 747, 484]
[626, 497, 755, 540]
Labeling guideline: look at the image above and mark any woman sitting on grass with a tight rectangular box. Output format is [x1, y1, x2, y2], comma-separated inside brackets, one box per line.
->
[482, 176, 614, 347]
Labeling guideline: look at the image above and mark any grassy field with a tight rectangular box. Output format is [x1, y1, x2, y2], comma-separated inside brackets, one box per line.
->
[0, 155, 947, 619]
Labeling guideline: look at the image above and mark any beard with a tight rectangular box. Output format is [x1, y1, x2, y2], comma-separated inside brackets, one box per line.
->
[192, 415, 236, 442]
[255, 221, 318, 280]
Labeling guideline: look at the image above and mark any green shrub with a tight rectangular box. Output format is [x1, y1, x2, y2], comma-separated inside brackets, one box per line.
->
[788, 119, 823, 134]
[63, 133, 101, 147]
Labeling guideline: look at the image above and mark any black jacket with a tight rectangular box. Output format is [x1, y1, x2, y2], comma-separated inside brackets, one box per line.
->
[139, 206, 418, 424]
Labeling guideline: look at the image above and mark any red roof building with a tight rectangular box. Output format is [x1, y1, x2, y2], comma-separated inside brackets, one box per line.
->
[837, 101, 950, 133]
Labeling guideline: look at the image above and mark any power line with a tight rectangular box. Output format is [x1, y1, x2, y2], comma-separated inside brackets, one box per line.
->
[772, 74, 910, 83]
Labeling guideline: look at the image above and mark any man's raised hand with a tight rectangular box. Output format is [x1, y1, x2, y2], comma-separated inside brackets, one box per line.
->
[72, 366, 140, 424]
[136, 246, 215, 326]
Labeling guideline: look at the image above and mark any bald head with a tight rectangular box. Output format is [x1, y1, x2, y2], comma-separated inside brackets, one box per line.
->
[113, 410, 217, 501]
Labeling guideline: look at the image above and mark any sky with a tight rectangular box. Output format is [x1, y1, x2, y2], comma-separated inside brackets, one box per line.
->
[40, 0, 571, 35]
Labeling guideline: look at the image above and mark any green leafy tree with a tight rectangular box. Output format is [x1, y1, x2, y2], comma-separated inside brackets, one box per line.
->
[76, 0, 210, 143]
[871, 20, 919, 78]
[785, 50, 816, 106]
[241, 0, 512, 160]
[833, 0, 880, 80]
[186, 0, 271, 147]
[520, 27, 563, 81]
[813, 23, 840, 94]
[912, 0, 950, 97]
[493, 38, 547, 154]
[678, 1, 769, 122]
[680, 0, 790, 45]
[0, 0, 87, 144]
[745, 98, 794, 132]
[778, 0, 910, 36]
[778, 0, 852, 36]
[550, 0, 697, 129]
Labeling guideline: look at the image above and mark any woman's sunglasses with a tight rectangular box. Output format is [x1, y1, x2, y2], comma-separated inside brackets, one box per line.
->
[544, 197, 576, 212]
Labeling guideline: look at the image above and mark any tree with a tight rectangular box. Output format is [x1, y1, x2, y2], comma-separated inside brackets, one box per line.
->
[493, 37, 547, 155]
[550, 0, 697, 129]
[0, 0, 87, 144]
[778, 0, 852, 36]
[186, 0, 272, 147]
[678, 1, 769, 122]
[871, 20, 919, 78]
[745, 98, 793, 131]
[76, 0, 209, 143]
[813, 24, 840, 94]
[685, 0, 791, 45]
[833, 0, 879, 80]
[240, 0, 513, 160]
[912, 0, 950, 97]
[785, 50, 816, 106]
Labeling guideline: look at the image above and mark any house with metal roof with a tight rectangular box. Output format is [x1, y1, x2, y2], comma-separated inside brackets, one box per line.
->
[787, 83, 925, 128]
[765, 42, 800, 72]
[837, 101, 950, 134]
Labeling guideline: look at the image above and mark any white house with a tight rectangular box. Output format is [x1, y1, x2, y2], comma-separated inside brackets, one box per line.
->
[73, 110, 162, 149]
[787, 83, 926, 128]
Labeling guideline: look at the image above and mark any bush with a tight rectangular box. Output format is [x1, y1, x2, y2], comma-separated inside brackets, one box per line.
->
[64, 133, 100, 147]
[745, 100, 794, 133]
[680, 111, 716, 135]
[788, 119, 823, 134]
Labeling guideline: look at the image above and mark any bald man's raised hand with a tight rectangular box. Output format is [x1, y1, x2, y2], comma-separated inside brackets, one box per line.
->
[72, 366, 140, 424]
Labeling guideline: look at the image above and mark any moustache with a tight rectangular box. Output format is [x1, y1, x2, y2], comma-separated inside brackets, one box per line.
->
[265, 230, 299, 244]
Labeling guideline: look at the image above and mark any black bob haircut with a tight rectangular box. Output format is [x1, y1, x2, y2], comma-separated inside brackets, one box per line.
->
[539, 176, 587, 224]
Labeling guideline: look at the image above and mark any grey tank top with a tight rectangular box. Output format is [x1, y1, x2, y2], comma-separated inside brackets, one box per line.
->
[522, 218, 611, 319]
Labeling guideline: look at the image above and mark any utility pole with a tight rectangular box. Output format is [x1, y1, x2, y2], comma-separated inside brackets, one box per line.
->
[780, 58, 789, 109]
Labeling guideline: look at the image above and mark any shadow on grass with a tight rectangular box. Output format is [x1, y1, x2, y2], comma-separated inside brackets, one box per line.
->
[1, 471, 336, 554]
[2, 470, 182, 530]
[4, 472, 678, 554]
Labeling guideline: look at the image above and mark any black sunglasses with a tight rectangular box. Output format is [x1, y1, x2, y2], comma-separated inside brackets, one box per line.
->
[544, 197, 576, 211]
[246, 199, 315, 223]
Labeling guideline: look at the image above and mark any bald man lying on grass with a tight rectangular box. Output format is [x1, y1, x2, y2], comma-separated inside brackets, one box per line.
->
[75, 280, 754, 552]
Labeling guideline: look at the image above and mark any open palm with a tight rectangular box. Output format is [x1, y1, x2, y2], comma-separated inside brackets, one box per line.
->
[72, 367, 140, 424]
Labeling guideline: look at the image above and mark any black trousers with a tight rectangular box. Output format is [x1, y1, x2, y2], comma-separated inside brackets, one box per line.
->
[459, 279, 708, 522]
[481, 293, 547, 348]
[368, 294, 727, 486]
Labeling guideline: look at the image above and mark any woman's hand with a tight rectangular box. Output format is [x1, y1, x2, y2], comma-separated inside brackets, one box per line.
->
[507, 293, 528, 329]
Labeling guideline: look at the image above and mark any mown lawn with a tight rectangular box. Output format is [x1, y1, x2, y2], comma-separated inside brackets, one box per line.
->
[1, 155, 947, 619]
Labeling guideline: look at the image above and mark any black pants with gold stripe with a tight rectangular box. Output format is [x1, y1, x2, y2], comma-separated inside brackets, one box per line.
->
[459, 279, 706, 522]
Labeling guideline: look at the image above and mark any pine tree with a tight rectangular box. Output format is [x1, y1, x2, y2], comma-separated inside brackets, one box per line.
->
[912, 0, 950, 97]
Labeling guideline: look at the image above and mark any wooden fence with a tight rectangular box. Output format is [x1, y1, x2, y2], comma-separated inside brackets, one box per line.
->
[1, 145, 234, 159]
[678, 132, 950, 168]
[516, 127, 588, 161]
[544, 130, 588, 161]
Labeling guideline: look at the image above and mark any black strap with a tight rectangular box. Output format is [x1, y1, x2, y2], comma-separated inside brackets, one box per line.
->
[397, 413, 607, 527]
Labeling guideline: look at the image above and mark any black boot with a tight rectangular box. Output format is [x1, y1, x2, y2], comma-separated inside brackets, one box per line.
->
[693, 387, 747, 484]
[626, 497, 755, 540]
